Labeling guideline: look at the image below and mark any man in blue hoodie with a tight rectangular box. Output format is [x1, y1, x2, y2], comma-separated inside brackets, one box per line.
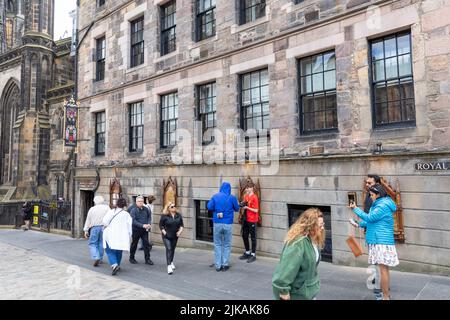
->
[208, 182, 240, 272]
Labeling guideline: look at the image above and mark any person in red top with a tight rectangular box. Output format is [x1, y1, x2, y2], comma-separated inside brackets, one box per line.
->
[239, 184, 260, 263]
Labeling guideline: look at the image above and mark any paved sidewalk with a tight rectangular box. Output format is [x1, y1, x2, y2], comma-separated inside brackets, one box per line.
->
[0, 241, 178, 300]
[0, 229, 449, 300]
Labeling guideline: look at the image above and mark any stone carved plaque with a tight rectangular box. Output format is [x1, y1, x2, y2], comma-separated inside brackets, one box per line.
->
[163, 177, 178, 209]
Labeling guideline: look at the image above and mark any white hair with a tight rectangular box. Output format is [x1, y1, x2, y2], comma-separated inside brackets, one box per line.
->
[93, 195, 105, 205]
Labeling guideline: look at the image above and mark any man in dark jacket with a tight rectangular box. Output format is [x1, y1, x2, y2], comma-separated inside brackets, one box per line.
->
[207, 182, 240, 272]
[129, 196, 153, 265]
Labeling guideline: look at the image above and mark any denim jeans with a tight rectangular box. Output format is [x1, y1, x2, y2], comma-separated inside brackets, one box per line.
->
[213, 223, 232, 268]
[105, 243, 123, 266]
[88, 226, 104, 261]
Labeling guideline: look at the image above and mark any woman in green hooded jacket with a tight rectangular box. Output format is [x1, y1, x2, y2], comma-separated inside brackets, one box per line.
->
[272, 208, 325, 300]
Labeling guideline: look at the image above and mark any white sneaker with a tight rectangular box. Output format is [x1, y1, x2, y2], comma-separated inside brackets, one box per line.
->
[167, 265, 173, 274]
[170, 262, 176, 270]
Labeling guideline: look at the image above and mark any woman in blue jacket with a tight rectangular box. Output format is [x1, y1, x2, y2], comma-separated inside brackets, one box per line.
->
[349, 184, 399, 300]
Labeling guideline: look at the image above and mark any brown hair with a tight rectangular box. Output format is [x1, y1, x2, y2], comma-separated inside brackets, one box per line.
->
[284, 208, 325, 249]
[162, 202, 177, 215]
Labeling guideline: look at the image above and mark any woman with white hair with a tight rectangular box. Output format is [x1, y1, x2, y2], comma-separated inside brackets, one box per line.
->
[83, 195, 110, 266]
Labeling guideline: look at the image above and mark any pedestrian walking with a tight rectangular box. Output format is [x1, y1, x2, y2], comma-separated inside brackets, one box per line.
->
[272, 208, 325, 300]
[239, 184, 260, 263]
[362, 174, 383, 300]
[129, 196, 153, 265]
[207, 182, 240, 272]
[83, 195, 110, 266]
[20, 202, 33, 231]
[140, 195, 156, 251]
[159, 202, 184, 275]
[349, 183, 399, 300]
[102, 198, 132, 275]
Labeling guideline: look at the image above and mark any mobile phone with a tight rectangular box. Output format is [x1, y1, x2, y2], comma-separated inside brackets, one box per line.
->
[349, 218, 359, 227]
[347, 193, 356, 206]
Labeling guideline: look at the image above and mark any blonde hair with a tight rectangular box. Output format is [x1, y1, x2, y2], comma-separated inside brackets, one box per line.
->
[284, 208, 325, 249]
[163, 202, 177, 215]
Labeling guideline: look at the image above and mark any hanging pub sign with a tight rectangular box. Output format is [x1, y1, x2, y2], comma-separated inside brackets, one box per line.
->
[64, 96, 79, 147]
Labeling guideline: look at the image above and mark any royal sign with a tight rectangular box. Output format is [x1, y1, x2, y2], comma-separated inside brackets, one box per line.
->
[415, 162, 450, 171]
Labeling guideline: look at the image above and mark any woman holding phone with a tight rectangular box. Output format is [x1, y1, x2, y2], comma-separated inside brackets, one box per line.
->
[349, 184, 399, 300]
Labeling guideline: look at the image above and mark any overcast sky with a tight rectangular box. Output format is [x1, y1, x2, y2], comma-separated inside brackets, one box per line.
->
[54, 0, 77, 40]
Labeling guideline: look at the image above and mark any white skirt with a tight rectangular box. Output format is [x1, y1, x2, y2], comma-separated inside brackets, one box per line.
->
[368, 244, 399, 267]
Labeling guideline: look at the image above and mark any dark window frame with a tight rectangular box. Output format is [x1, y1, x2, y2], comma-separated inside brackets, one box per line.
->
[197, 82, 217, 144]
[129, 101, 144, 153]
[298, 51, 338, 135]
[196, 0, 216, 41]
[130, 16, 145, 68]
[195, 200, 213, 242]
[369, 31, 415, 129]
[95, 36, 106, 81]
[240, 0, 266, 25]
[287, 204, 332, 263]
[161, 1, 177, 56]
[160, 92, 178, 149]
[95, 111, 106, 156]
[239, 69, 270, 132]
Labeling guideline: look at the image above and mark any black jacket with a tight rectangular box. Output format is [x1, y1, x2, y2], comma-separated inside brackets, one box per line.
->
[129, 206, 151, 230]
[159, 213, 184, 239]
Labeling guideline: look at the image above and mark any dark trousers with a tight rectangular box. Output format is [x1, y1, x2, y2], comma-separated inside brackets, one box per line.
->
[130, 229, 150, 261]
[242, 220, 257, 254]
[162, 235, 178, 265]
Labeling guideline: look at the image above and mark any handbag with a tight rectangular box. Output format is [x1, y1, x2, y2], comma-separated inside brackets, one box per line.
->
[346, 222, 363, 257]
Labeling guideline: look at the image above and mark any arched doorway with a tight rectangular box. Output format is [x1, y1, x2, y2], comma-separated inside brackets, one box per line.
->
[0, 79, 20, 185]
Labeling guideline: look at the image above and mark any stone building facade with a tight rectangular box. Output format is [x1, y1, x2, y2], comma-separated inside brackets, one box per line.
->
[0, 0, 74, 202]
[75, 0, 450, 275]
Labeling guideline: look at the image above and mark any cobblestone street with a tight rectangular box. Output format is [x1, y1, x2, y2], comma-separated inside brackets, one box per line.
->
[1, 229, 449, 300]
[0, 241, 177, 300]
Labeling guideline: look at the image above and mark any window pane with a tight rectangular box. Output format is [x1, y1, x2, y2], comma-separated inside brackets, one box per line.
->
[261, 85, 269, 101]
[301, 58, 312, 76]
[242, 89, 251, 105]
[260, 69, 269, 85]
[398, 54, 412, 77]
[251, 72, 260, 87]
[323, 52, 336, 71]
[312, 73, 323, 92]
[312, 55, 324, 73]
[251, 87, 260, 103]
[385, 57, 398, 79]
[242, 75, 251, 90]
[303, 95, 314, 113]
[324, 70, 336, 90]
[386, 81, 400, 101]
[400, 78, 414, 100]
[384, 38, 397, 58]
[375, 83, 387, 103]
[372, 41, 384, 60]
[397, 34, 411, 55]
[301, 75, 312, 94]
[373, 60, 385, 81]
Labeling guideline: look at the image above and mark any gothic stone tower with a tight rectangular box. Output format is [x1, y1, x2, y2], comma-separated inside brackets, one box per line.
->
[12, 0, 55, 199]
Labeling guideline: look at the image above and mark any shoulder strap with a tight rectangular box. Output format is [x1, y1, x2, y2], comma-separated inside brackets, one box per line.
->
[105, 209, 123, 228]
